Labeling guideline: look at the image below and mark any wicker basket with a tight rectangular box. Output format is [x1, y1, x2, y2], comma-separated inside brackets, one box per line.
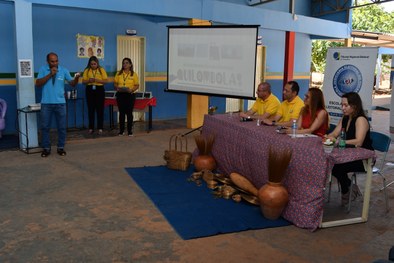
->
[163, 134, 192, 171]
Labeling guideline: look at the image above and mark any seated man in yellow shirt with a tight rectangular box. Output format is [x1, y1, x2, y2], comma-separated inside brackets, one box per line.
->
[239, 82, 280, 120]
[263, 80, 304, 127]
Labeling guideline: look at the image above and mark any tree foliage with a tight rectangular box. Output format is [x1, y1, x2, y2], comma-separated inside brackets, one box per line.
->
[311, 1, 394, 73]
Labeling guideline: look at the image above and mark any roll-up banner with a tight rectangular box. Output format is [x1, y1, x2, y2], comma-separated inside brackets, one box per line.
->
[323, 47, 378, 125]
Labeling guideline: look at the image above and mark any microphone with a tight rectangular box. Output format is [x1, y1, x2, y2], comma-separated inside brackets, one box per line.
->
[51, 67, 57, 85]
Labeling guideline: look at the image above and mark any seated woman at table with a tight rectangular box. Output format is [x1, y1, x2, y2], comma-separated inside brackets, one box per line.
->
[287, 88, 328, 137]
[326, 92, 373, 206]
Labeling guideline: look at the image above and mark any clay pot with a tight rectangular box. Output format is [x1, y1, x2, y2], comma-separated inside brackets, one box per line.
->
[194, 155, 216, 172]
[258, 181, 289, 220]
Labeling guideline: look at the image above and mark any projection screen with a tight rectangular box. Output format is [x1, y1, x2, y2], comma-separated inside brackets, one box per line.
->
[167, 25, 259, 99]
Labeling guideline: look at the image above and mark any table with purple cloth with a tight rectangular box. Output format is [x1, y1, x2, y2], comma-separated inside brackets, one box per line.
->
[201, 114, 375, 231]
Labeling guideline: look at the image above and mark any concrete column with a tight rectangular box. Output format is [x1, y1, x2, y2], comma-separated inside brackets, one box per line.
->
[390, 59, 394, 140]
[375, 54, 382, 90]
[14, 0, 39, 149]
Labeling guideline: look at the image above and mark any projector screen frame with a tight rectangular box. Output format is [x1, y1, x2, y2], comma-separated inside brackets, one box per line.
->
[166, 25, 260, 100]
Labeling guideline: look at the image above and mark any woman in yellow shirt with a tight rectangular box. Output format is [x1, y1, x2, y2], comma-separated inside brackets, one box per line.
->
[82, 56, 108, 135]
[114, 57, 139, 136]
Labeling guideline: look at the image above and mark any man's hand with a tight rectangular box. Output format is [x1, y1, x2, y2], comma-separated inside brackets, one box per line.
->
[50, 67, 58, 76]
[262, 119, 273, 126]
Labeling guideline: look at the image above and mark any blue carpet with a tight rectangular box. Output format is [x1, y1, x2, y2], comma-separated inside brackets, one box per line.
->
[125, 165, 291, 240]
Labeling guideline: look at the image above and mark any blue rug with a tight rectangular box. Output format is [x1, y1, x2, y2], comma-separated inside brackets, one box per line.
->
[125, 165, 291, 240]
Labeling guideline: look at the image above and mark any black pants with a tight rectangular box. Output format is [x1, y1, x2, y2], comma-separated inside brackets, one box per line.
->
[332, 160, 366, 194]
[86, 85, 105, 130]
[116, 92, 136, 134]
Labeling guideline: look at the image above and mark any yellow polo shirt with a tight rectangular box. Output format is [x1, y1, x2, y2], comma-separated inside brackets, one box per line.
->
[277, 96, 304, 122]
[251, 93, 280, 116]
[114, 71, 139, 91]
[82, 68, 108, 86]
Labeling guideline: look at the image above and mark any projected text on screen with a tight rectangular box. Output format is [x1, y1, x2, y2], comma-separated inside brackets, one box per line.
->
[167, 26, 258, 99]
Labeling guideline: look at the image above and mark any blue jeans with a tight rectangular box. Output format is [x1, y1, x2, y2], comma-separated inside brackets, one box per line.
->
[41, 103, 66, 150]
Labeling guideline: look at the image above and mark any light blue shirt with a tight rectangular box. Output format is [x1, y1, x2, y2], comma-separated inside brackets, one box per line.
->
[37, 65, 73, 104]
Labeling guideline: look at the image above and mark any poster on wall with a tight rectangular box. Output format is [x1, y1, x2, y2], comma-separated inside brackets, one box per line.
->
[322, 47, 378, 124]
[18, 59, 32, 78]
[76, 34, 104, 59]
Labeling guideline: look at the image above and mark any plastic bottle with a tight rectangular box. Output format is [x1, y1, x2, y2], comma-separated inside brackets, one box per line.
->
[292, 119, 297, 138]
[256, 118, 260, 126]
[339, 128, 346, 149]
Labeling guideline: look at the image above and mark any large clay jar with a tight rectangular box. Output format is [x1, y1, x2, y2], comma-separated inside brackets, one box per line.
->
[194, 155, 216, 172]
[258, 181, 289, 220]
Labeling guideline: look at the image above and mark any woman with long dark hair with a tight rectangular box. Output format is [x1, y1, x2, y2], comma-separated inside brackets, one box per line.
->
[82, 56, 108, 135]
[294, 88, 328, 137]
[114, 57, 139, 136]
[326, 92, 373, 205]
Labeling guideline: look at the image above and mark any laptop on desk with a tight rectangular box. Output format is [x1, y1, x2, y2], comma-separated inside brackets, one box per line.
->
[105, 91, 116, 99]
[135, 91, 152, 99]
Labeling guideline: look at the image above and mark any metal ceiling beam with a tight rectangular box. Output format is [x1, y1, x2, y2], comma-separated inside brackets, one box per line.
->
[246, 0, 278, 6]
[312, 0, 394, 17]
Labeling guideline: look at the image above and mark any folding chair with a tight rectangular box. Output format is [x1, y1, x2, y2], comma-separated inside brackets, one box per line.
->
[348, 131, 391, 212]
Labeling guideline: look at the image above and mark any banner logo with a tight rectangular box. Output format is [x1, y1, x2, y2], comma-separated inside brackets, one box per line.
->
[333, 52, 340, 60]
[332, 64, 362, 96]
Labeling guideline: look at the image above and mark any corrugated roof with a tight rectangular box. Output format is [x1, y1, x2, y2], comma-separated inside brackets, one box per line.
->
[351, 30, 394, 48]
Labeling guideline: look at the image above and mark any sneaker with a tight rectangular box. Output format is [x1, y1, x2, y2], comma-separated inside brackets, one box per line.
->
[98, 129, 103, 135]
[118, 132, 124, 136]
[57, 148, 67, 156]
[88, 129, 94, 135]
[41, 149, 51, 158]
[128, 133, 133, 137]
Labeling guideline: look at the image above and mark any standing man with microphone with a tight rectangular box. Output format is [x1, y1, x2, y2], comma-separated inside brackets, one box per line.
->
[36, 52, 80, 157]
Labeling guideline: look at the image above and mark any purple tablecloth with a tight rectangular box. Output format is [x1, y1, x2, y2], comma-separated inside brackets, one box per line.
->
[200, 114, 375, 231]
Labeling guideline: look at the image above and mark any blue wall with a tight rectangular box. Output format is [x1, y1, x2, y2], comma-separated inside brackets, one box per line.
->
[0, 0, 340, 135]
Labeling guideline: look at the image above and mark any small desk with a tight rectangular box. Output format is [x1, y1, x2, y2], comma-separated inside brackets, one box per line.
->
[16, 106, 41, 154]
[104, 97, 157, 132]
[66, 98, 85, 130]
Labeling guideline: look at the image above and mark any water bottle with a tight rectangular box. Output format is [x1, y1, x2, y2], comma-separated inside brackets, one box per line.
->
[292, 119, 297, 138]
[256, 118, 260, 126]
[339, 128, 346, 149]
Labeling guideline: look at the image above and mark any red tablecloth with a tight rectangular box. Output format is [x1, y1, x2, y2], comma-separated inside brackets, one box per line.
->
[104, 97, 156, 110]
[201, 114, 375, 231]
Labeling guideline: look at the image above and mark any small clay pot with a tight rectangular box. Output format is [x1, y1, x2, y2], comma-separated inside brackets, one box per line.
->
[194, 155, 216, 172]
[258, 181, 289, 220]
